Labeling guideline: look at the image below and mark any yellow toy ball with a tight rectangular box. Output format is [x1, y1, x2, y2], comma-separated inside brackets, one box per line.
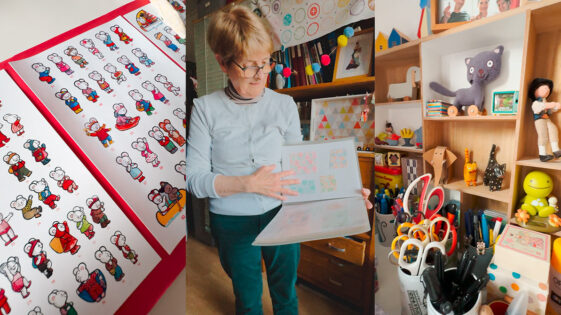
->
[337, 35, 348, 47]
[305, 65, 314, 76]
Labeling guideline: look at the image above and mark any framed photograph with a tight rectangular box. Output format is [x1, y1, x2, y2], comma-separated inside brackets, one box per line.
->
[492, 90, 519, 115]
[333, 29, 373, 81]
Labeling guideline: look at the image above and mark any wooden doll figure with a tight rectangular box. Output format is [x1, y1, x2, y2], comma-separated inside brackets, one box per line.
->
[528, 78, 561, 162]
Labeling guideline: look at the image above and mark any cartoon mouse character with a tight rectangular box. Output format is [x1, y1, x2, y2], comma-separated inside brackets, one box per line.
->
[0, 288, 11, 314]
[73, 262, 106, 303]
[110, 231, 138, 264]
[88, 71, 113, 94]
[31, 63, 55, 84]
[155, 32, 179, 52]
[148, 189, 168, 213]
[95, 246, 124, 281]
[49, 167, 78, 193]
[175, 160, 186, 180]
[159, 119, 185, 146]
[155, 74, 180, 96]
[117, 55, 140, 76]
[132, 48, 154, 67]
[173, 108, 186, 128]
[3, 114, 24, 136]
[4, 151, 32, 181]
[24, 238, 53, 278]
[0, 122, 10, 147]
[55, 88, 82, 114]
[29, 178, 60, 209]
[129, 89, 154, 115]
[164, 26, 186, 44]
[116, 152, 145, 182]
[131, 137, 160, 167]
[23, 139, 51, 165]
[159, 181, 181, 205]
[0, 212, 17, 246]
[74, 79, 99, 102]
[149, 126, 177, 154]
[86, 195, 110, 228]
[79, 38, 103, 59]
[103, 63, 126, 84]
[28, 306, 42, 315]
[142, 81, 169, 104]
[64, 46, 88, 68]
[84, 118, 113, 148]
[49, 221, 80, 255]
[47, 53, 74, 75]
[48, 290, 77, 315]
[67, 206, 94, 239]
[112, 103, 140, 131]
[10, 195, 42, 220]
[0, 257, 30, 298]
[110, 25, 132, 44]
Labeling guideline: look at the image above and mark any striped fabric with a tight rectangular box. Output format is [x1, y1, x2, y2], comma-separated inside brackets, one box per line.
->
[224, 80, 264, 105]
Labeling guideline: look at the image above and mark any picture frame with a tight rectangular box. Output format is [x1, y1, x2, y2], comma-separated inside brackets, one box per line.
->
[332, 29, 373, 81]
[492, 90, 519, 115]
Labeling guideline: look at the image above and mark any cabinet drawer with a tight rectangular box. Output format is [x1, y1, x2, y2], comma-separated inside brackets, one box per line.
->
[300, 245, 363, 279]
[303, 237, 365, 266]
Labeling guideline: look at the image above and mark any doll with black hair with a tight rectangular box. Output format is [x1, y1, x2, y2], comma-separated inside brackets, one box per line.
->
[529, 78, 561, 162]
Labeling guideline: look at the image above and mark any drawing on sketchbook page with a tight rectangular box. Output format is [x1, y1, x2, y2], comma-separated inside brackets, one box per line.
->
[329, 148, 348, 169]
[289, 151, 317, 174]
[289, 179, 316, 194]
[322, 208, 350, 229]
[320, 175, 337, 192]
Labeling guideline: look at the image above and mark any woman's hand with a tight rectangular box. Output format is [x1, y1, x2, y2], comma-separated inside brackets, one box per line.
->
[362, 188, 373, 209]
[247, 165, 301, 201]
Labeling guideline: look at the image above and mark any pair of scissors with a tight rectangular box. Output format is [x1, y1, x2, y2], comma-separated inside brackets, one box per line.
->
[403, 173, 445, 222]
[390, 216, 453, 259]
[397, 238, 446, 276]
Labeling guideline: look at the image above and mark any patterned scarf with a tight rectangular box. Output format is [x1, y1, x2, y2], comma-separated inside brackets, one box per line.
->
[224, 80, 264, 105]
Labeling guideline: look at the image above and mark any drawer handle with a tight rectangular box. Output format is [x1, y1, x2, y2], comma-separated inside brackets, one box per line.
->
[329, 258, 345, 268]
[327, 242, 346, 252]
[328, 278, 343, 286]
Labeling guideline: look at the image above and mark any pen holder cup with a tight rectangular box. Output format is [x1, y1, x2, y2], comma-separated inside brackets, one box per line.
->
[397, 266, 428, 315]
[375, 211, 397, 247]
[426, 268, 482, 315]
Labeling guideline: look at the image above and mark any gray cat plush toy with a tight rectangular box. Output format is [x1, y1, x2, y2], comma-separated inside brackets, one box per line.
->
[430, 45, 504, 113]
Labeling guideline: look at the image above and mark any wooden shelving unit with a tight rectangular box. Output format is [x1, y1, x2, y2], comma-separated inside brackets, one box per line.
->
[424, 116, 518, 121]
[276, 76, 374, 100]
[374, 144, 423, 154]
[443, 179, 512, 204]
[375, 100, 421, 107]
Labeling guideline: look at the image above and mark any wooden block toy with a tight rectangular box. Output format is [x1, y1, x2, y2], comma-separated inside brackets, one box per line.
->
[375, 32, 388, 52]
[387, 66, 421, 102]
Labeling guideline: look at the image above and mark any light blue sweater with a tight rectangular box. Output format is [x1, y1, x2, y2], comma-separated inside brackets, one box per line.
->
[186, 88, 302, 215]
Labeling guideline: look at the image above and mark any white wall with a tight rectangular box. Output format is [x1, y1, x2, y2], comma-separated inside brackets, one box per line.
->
[375, 0, 422, 40]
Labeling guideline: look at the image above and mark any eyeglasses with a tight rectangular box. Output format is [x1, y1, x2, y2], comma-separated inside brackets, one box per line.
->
[232, 58, 276, 78]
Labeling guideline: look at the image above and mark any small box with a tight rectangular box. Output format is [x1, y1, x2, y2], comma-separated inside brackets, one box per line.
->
[401, 156, 423, 194]
[387, 152, 401, 167]
[426, 100, 452, 117]
[374, 153, 386, 167]
[374, 165, 403, 189]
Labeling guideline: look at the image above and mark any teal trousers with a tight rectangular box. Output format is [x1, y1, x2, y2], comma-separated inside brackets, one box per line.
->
[210, 205, 299, 315]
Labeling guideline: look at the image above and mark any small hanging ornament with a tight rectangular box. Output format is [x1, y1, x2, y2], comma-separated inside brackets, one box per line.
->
[320, 54, 330, 66]
[282, 67, 292, 78]
[305, 65, 314, 76]
[311, 63, 321, 73]
[337, 35, 348, 47]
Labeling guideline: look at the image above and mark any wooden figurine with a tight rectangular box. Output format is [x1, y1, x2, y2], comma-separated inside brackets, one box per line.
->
[463, 148, 477, 186]
[483, 144, 506, 191]
[423, 146, 457, 184]
[387, 66, 420, 102]
[388, 28, 410, 48]
[375, 32, 388, 53]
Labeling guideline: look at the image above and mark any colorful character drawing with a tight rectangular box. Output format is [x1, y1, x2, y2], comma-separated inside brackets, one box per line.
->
[173, 108, 186, 128]
[135, 9, 161, 31]
[95, 31, 119, 51]
[29, 178, 60, 209]
[155, 32, 179, 52]
[49, 221, 80, 255]
[48, 290, 77, 315]
[10, 195, 42, 220]
[73, 263, 107, 303]
[112, 103, 140, 131]
[0, 213, 17, 246]
[88, 71, 113, 94]
[4, 151, 32, 182]
[86, 195, 111, 228]
[84, 118, 113, 147]
[155, 74, 180, 96]
[131, 137, 160, 167]
[0, 123, 10, 147]
[103, 63, 126, 84]
[0, 257, 30, 298]
[79, 38, 103, 59]
[49, 167, 78, 193]
[95, 246, 124, 281]
[110, 231, 138, 264]
[149, 126, 177, 153]
[74, 79, 99, 102]
[170, 0, 185, 12]
[24, 139, 51, 165]
[67, 207, 95, 239]
[47, 53, 74, 75]
[117, 55, 141, 76]
[148, 181, 187, 227]
[55, 88, 82, 114]
[175, 160, 186, 180]
[3, 114, 24, 136]
[0, 288, 11, 314]
[346, 42, 362, 70]
[142, 81, 169, 104]
[28, 306, 42, 315]
[132, 48, 154, 67]
[64, 46, 88, 68]
[116, 152, 145, 182]
[110, 25, 133, 44]
[24, 238, 53, 278]
[164, 26, 186, 44]
[159, 119, 185, 146]
[129, 89, 154, 115]
[31, 63, 55, 84]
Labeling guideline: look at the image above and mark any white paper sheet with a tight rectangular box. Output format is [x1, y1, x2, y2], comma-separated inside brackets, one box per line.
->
[0, 70, 160, 315]
[10, 16, 187, 254]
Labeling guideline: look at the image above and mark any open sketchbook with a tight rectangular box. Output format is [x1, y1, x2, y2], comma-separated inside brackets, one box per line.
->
[253, 138, 371, 246]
